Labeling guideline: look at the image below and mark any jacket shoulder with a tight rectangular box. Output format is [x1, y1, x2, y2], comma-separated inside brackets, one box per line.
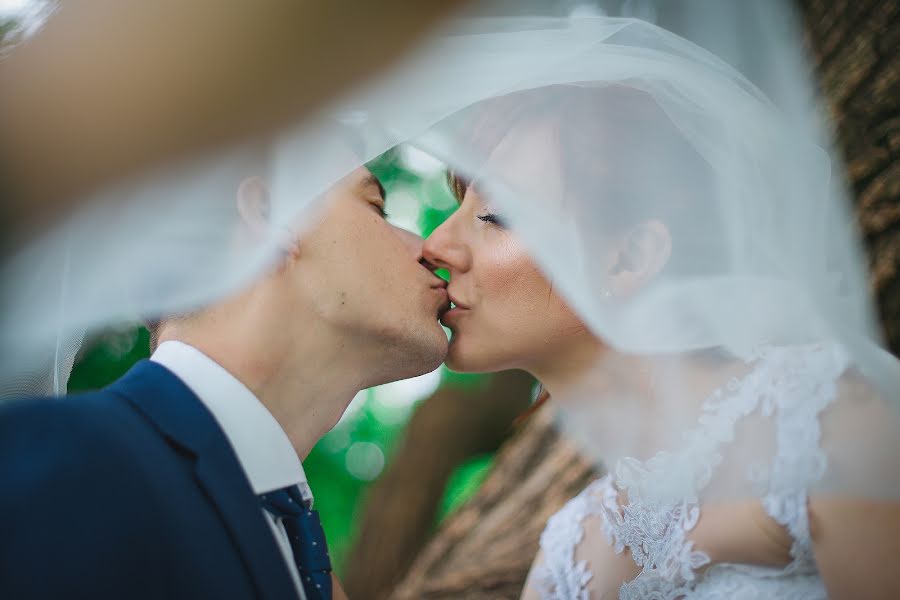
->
[0, 391, 173, 594]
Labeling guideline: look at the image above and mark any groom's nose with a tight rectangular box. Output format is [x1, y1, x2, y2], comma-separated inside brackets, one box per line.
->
[391, 223, 427, 262]
[391, 224, 445, 279]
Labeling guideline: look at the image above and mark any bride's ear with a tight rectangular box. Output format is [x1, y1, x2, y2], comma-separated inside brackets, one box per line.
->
[608, 220, 672, 296]
[237, 176, 271, 239]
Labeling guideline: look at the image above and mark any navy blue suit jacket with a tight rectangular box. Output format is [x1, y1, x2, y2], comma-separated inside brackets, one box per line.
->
[0, 360, 298, 599]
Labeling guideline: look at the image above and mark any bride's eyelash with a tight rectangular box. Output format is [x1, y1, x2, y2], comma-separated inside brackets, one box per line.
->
[478, 212, 506, 227]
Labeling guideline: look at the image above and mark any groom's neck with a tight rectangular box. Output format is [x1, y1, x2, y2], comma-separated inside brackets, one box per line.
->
[158, 312, 368, 461]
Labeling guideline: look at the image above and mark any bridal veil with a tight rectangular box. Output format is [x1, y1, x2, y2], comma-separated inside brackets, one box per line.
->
[2, 0, 897, 502]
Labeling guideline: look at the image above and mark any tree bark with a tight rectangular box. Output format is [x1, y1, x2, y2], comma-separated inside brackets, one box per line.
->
[386, 2, 900, 599]
[799, 0, 900, 352]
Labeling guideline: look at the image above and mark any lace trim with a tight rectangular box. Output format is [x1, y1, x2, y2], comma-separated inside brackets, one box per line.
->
[757, 344, 848, 574]
[533, 477, 613, 600]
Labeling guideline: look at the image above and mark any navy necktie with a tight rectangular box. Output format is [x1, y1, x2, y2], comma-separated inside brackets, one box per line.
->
[260, 486, 332, 600]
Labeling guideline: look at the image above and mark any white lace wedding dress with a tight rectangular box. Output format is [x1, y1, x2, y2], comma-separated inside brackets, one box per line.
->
[533, 344, 850, 599]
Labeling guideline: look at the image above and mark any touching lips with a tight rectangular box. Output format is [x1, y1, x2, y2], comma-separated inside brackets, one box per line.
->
[441, 291, 468, 325]
[433, 286, 451, 317]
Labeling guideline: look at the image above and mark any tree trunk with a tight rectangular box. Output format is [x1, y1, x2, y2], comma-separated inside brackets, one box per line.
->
[344, 370, 536, 599]
[387, 2, 900, 598]
[391, 408, 596, 600]
[802, 0, 900, 351]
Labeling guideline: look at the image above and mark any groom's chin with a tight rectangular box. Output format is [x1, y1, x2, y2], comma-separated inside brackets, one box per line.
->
[393, 322, 449, 380]
[419, 325, 450, 373]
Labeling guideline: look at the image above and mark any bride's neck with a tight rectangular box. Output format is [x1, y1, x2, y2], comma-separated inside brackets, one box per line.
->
[529, 332, 607, 397]
[535, 339, 748, 417]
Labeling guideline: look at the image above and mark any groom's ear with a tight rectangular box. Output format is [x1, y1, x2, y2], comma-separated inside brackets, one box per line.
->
[237, 175, 304, 264]
[236, 176, 271, 238]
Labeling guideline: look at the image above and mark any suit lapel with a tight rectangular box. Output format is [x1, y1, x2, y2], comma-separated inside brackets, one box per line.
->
[111, 360, 298, 600]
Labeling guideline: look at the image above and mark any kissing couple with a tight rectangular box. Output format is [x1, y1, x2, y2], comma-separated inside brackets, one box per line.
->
[3, 15, 900, 600]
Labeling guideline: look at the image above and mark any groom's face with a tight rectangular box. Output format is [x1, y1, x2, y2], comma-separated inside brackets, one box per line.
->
[291, 167, 450, 383]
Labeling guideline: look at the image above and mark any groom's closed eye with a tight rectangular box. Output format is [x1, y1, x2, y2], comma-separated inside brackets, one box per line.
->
[360, 174, 389, 218]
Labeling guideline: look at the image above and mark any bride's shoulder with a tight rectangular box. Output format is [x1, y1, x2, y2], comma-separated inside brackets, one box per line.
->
[818, 355, 900, 489]
[805, 351, 900, 593]
[755, 341, 894, 434]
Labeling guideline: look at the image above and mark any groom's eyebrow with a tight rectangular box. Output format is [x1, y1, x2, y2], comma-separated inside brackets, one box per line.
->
[361, 173, 386, 200]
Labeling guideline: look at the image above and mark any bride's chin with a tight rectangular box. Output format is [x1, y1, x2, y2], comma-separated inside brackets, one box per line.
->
[445, 338, 476, 373]
[445, 337, 500, 374]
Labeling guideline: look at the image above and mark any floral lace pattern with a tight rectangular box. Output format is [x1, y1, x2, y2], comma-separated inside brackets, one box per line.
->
[533, 344, 848, 599]
[533, 478, 615, 600]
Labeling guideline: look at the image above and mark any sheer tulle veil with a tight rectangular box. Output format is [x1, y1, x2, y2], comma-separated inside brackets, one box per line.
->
[2, 0, 898, 502]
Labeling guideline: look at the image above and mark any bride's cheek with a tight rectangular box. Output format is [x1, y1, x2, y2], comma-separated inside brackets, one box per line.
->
[477, 248, 523, 311]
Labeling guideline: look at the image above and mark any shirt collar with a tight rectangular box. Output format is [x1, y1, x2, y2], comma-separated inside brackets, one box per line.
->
[150, 340, 311, 502]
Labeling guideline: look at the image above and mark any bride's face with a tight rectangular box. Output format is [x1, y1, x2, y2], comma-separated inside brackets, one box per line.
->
[423, 184, 588, 374]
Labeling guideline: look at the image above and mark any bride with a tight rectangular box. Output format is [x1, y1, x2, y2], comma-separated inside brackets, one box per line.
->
[418, 23, 900, 600]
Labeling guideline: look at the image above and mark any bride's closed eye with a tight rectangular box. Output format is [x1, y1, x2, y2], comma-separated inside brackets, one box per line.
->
[477, 212, 507, 228]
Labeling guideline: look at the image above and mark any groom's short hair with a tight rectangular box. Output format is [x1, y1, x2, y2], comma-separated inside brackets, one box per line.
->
[146, 313, 191, 353]
[144, 119, 369, 355]
[147, 319, 162, 353]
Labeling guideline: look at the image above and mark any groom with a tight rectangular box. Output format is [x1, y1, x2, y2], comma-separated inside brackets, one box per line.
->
[0, 165, 450, 599]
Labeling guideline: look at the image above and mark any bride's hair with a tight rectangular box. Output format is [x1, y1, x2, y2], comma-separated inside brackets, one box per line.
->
[447, 84, 720, 277]
[513, 386, 551, 426]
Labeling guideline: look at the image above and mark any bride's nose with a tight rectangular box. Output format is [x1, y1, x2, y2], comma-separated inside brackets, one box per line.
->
[422, 217, 471, 273]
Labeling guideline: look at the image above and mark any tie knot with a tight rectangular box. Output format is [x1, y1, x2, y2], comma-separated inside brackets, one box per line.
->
[259, 485, 309, 519]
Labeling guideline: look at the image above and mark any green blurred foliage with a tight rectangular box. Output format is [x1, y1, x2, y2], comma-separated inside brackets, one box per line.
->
[67, 146, 493, 576]
[1, 14, 27, 54]
[1, 19, 17, 43]
[438, 453, 494, 520]
[68, 327, 152, 392]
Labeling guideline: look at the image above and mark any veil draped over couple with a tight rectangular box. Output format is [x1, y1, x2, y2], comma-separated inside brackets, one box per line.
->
[2, 1, 900, 598]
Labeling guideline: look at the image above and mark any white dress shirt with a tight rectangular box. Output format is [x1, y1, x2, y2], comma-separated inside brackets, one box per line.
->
[151, 340, 309, 600]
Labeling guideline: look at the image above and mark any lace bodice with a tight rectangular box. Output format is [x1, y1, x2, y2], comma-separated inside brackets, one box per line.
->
[532, 343, 850, 600]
